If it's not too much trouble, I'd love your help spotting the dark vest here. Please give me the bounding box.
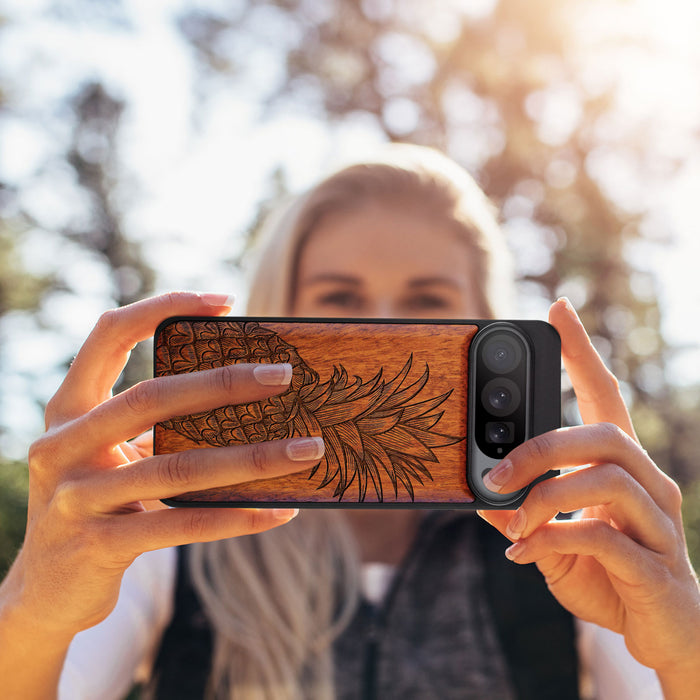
[148,513,579,699]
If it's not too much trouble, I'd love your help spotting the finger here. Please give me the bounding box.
[127,430,153,459]
[483,423,681,514]
[120,441,144,462]
[85,437,325,508]
[476,509,516,539]
[120,431,152,461]
[503,517,663,588]
[504,464,676,554]
[47,292,235,424]
[548,298,636,439]
[109,506,301,557]
[69,362,293,453]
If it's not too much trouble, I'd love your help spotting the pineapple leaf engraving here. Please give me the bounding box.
[156,321,461,502]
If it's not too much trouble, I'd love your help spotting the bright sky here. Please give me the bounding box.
[575,0,700,365]
[1,0,699,456]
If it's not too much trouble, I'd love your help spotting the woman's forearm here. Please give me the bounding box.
[0,553,74,699]
[657,657,700,700]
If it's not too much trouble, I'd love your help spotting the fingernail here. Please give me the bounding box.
[286,437,325,461]
[273,508,299,521]
[483,460,512,493]
[505,541,527,561]
[199,293,236,309]
[557,296,578,319]
[506,509,527,540]
[254,363,293,386]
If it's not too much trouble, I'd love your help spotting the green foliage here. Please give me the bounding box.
[0,223,54,316]
[682,479,700,572]
[0,460,28,577]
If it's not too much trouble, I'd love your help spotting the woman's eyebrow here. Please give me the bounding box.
[407,277,462,290]
[302,273,362,286]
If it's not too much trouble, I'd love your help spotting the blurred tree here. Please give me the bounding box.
[0,194,46,577]
[0,201,54,316]
[61,81,156,391]
[0,12,45,572]
[0,20,155,568]
[176,0,700,494]
[1,0,699,572]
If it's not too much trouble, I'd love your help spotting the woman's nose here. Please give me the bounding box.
[366,300,398,318]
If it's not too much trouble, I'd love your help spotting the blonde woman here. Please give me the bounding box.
[0,146,698,700]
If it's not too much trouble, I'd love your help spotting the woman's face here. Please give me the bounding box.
[292,202,485,319]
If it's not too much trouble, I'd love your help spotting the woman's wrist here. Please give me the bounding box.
[0,555,75,698]
[655,646,700,700]
[0,618,71,699]
[1,550,76,647]
[657,666,700,700]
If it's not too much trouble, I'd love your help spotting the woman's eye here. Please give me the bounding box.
[403,295,451,311]
[315,290,365,310]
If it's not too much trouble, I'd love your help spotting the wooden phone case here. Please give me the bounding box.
[153,317,560,508]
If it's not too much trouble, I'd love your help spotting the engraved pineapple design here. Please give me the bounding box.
[156,320,461,502]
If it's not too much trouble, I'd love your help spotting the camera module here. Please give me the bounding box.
[467,320,560,507]
[469,323,531,463]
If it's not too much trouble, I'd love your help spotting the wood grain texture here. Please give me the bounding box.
[154,319,478,505]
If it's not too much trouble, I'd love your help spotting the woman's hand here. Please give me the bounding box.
[478,298,700,696]
[1,292,324,647]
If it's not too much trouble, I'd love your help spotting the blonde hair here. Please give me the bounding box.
[246,143,514,317]
[188,144,514,699]
[188,512,359,700]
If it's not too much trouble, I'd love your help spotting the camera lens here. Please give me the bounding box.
[486,421,514,444]
[489,386,511,411]
[482,334,523,374]
[481,378,521,417]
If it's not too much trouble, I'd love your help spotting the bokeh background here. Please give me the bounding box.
[1,0,700,573]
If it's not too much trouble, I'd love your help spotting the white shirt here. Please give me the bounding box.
[59,548,176,700]
[59,548,663,700]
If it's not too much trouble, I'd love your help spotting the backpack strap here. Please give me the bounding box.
[146,546,211,699]
[477,515,580,700]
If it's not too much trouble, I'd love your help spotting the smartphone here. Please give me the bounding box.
[153,317,560,509]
